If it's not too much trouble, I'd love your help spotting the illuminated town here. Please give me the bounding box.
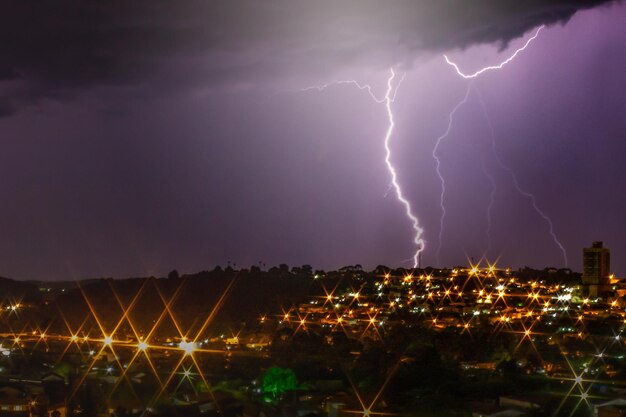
[0,243,621,416]
[1,1,624,417]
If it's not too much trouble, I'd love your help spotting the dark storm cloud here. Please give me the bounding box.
[0,0,618,114]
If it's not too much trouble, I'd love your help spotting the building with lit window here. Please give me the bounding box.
[582,241,611,298]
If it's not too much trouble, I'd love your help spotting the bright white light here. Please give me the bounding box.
[444,26,544,79]
[383,69,425,266]
[179,340,197,355]
[294,69,424,266]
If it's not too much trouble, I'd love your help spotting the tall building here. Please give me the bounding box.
[582,241,611,298]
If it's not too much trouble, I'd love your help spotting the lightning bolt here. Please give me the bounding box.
[297,73,406,102]
[439,24,567,266]
[383,69,425,267]
[432,84,472,265]
[298,80,385,103]
[282,24,548,268]
[475,88,568,266]
[295,70,424,267]
[444,25,544,79]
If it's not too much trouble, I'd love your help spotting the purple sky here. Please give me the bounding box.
[0,1,624,280]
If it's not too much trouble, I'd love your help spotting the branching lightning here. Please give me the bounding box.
[439,24,567,266]
[475,89,568,266]
[444,25,544,79]
[432,84,472,265]
[278,23,562,268]
[383,69,425,267]
[298,73,406,104]
[299,80,385,103]
[296,70,424,267]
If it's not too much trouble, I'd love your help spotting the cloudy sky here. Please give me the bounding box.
[0,1,624,280]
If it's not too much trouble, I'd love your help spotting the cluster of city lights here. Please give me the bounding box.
[273,261,623,416]
[0,262,622,416]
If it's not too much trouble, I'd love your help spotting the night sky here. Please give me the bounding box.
[0,1,624,280]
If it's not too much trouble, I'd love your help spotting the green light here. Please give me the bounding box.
[261,367,297,401]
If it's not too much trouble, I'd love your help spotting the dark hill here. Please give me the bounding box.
[47,269,324,336]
